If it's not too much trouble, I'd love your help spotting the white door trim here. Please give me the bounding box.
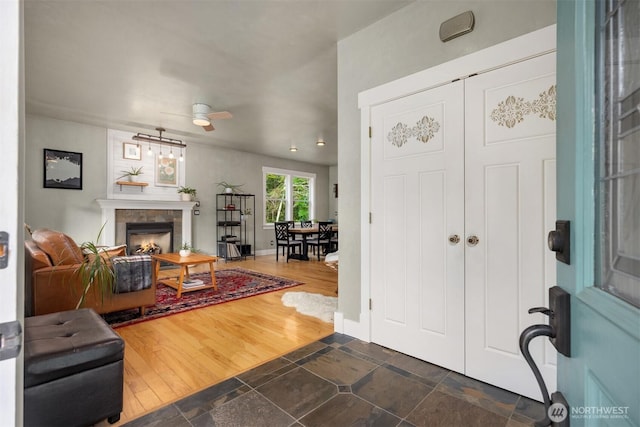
[345,24,557,343]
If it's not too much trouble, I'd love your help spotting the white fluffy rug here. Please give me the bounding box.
[281,291,338,323]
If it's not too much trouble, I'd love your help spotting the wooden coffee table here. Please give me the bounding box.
[151,253,218,298]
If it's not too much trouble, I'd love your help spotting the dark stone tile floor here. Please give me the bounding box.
[123,333,544,427]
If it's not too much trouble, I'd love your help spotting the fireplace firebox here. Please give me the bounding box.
[126,222,174,255]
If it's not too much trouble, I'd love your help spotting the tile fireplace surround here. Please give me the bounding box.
[96,199,197,248]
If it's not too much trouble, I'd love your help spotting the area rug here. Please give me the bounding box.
[103,268,303,328]
[281,291,338,323]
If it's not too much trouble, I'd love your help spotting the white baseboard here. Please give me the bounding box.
[333,311,370,342]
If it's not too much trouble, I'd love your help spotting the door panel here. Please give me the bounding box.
[558,1,640,424]
[465,52,557,400]
[371,81,465,372]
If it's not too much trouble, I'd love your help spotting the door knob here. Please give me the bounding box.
[467,235,479,246]
[448,234,460,244]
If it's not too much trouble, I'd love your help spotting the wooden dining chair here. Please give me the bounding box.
[275,222,302,262]
[306,222,333,260]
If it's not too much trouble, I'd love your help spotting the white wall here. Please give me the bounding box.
[25,115,331,252]
[337,1,557,320]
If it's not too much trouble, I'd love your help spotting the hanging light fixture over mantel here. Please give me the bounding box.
[132,127,186,162]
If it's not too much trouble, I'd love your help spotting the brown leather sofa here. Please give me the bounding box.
[25,228,156,316]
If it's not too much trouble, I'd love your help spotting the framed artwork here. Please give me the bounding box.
[123,142,141,160]
[43,149,83,190]
[156,156,177,186]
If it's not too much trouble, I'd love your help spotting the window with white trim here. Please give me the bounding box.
[263,167,315,226]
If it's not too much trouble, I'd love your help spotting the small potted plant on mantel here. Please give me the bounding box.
[177,186,197,201]
[117,166,144,182]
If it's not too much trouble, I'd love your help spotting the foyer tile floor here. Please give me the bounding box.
[122,333,544,427]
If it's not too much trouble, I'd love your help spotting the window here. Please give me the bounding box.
[595,0,640,307]
[263,167,315,226]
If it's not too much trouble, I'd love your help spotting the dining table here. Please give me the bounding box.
[288,224,338,261]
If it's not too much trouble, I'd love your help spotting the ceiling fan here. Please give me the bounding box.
[192,103,232,132]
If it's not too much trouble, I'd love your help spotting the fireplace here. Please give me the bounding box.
[126,222,174,255]
[96,199,196,248]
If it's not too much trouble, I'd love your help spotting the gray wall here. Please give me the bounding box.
[337,1,557,320]
[26,115,330,251]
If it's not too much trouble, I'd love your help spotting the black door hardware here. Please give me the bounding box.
[548,220,570,264]
[519,286,571,426]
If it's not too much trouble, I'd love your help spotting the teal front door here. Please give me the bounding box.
[557,1,639,426]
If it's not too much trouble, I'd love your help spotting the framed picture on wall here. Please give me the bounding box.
[123,142,141,160]
[156,156,177,186]
[43,149,83,190]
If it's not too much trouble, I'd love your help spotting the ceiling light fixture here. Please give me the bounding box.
[316,138,326,146]
[192,103,211,126]
[132,127,186,161]
[289,146,298,152]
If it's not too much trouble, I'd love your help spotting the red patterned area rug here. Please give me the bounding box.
[102,268,303,328]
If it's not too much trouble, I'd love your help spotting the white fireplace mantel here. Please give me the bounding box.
[96,199,197,246]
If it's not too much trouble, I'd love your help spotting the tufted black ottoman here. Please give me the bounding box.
[24,308,124,427]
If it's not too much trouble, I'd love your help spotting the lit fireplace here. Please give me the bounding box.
[126,222,174,255]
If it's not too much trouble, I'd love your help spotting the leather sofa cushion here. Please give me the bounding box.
[24,308,124,388]
[31,228,84,266]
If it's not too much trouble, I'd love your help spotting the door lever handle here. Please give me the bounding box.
[528,307,552,316]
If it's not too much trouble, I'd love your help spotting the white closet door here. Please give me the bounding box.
[370,81,465,372]
[464,52,557,399]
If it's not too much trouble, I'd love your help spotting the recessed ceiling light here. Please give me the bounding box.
[316,138,326,146]
[289,146,298,152]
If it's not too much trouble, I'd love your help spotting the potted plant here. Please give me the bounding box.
[178,186,197,201]
[241,207,252,221]
[117,166,144,182]
[179,242,195,257]
[216,181,244,194]
[74,224,115,309]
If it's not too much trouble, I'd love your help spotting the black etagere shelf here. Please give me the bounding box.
[215,193,255,261]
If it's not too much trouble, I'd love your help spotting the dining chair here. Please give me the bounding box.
[274,222,302,262]
[306,222,333,260]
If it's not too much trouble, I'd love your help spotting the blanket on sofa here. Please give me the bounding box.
[111,255,152,293]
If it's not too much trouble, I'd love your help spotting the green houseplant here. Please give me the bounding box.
[74,224,115,309]
[179,242,196,257]
[216,181,244,194]
[117,166,144,182]
[177,186,197,201]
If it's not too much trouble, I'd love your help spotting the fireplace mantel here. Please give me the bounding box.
[96,199,197,246]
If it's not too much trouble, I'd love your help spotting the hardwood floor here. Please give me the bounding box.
[104,256,337,425]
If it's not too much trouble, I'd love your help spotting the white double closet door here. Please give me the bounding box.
[370,52,557,400]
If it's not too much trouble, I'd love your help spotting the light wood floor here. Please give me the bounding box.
[102,256,337,425]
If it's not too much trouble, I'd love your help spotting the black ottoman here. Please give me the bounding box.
[24,308,124,427]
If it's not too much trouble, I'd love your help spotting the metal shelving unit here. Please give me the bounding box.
[215,193,255,261]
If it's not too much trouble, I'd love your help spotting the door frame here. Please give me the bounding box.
[345,24,557,342]
[0,0,24,425]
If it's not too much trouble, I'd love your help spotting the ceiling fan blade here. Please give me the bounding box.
[202,124,215,131]
[207,111,232,120]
